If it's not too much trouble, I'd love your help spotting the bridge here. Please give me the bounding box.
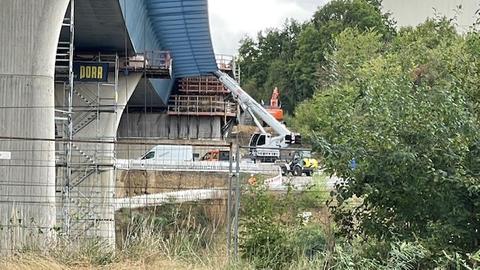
[0,0,241,253]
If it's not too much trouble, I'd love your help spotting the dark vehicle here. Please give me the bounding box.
[280,150,318,176]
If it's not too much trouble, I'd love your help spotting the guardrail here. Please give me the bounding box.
[115,159,280,174]
[127,51,171,69]
[114,188,225,211]
[216,54,234,71]
[123,50,172,77]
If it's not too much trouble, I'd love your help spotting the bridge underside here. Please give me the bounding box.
[53,0,228,247]
[0,0,226,252]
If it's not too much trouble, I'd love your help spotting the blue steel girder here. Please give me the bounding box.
[148,0,217,77]
[119,0,218,105]
[120,0,217,78]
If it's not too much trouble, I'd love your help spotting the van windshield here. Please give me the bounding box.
[142,151,155,160]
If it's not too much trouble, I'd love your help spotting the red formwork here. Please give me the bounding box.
[168,75,235,116]
[177,76,229,95]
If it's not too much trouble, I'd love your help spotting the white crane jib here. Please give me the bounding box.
[214,70,300,148]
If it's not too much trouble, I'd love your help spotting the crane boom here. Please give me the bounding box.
[215,71,290,136]
[214,70,300,148]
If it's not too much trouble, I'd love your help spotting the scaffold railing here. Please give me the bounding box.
[167,95,236,116]
[216,54,234,71]
[177,75,229,94]
[123,51,172,70]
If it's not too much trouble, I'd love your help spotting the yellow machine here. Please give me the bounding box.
[280,150,318,176]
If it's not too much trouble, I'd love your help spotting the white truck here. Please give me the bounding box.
[215,71,301,162]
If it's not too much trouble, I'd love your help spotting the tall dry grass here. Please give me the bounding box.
[0,204,233,270]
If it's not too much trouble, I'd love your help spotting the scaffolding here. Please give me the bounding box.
[55,0,121,240]
[123,50,172,79]
[54,0,75,237]
[163,56,241,139]
[168,95,236,116]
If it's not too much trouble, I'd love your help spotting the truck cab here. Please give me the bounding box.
[201,149,230,161]
[249,133,280,163]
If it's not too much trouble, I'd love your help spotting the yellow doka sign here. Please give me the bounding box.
[74,62,109,82]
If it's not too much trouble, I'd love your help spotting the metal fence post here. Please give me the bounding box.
[226,142,233,259]
[233,144,241,258]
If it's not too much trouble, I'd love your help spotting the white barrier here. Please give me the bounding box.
[115,159,279,174]
[114,188,225,211]
[264,173,283,188]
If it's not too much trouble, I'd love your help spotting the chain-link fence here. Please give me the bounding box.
[0,135,342,264]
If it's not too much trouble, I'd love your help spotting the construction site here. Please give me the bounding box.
[0,0,319,259]
[4,0,479,269]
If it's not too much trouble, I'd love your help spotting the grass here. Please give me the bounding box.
[0,200,432,270]
[0,250,332,270]
[1,225,230,270]
[0,178,335,270]
[0,254,209,270]
[0,205,328,270]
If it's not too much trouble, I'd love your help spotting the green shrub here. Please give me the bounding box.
[293,225,326,259]
[239,180,329,269]
[240,222,297,269]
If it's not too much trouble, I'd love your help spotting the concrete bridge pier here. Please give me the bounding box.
[0,0,69,254]
[55,72,142,247]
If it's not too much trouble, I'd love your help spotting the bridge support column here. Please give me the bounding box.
[0,0,69,254]
[55,73,142,247]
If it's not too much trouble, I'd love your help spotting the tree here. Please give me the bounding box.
[237,0,394,114]
[237,19,304,108]
[294,21,480,257]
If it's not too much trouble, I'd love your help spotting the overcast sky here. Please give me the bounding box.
[208,0,330,55]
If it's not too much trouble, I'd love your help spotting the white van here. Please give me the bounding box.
[140,145,194,164]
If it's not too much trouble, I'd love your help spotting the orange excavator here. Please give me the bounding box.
[265,87,284,122]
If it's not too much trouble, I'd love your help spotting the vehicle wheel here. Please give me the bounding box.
[305,170,312,177]
[281,166,288,176]
[293,166,302,176]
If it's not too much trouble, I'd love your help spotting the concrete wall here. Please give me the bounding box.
[118,113,222,140]
[0,0,70,253]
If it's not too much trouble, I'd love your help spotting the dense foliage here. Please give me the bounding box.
[294,19,480,263]
[237,0,394,113]
[239,178,439,269]
[238,0,480,266]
